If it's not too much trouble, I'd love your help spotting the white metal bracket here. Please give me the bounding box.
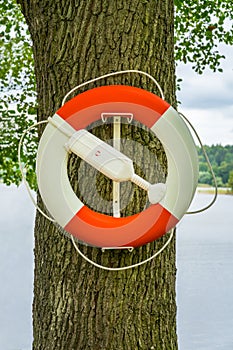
[101,112,134,217]
[101,112,133,123]
[101,246,134,252]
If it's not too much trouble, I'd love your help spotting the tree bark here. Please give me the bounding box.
[17,1,177,349]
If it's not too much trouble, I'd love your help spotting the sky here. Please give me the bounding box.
[176,44,233,146]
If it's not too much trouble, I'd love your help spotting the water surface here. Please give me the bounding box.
[177,193,233,350]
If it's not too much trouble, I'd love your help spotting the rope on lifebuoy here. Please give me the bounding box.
[179,112,218,214]
[18,70,218,270]
[61,69,165,106]
[70,228,175,271]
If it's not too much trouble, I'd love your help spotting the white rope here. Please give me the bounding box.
[71,228,175,271]
[62,70,165,106]
[18,71,218,271]
[18,120,56,222]
[179,112,218,214]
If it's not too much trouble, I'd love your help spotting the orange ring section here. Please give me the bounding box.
[57,85,170,128]
[65,205,178,247]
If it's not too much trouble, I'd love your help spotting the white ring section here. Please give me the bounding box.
[151,106,199,219]
[36,114,84,226]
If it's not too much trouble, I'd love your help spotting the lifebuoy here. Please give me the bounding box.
[36,85,199,247]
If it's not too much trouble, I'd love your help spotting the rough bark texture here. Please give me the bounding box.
[17,0,178,349]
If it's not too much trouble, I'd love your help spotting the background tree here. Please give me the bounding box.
[174,0,233,73]
[0,0,36,187]
[228,170,233,191]
[197,145,233,186]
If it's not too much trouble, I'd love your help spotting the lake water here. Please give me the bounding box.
[0,184,34,350]
[0,184,233,350]
[177,191,233,350]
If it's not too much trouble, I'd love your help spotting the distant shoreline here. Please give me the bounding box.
[197,186,233,195]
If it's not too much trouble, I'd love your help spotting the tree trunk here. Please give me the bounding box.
[17,1,177,349]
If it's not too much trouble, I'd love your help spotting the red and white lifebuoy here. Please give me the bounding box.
[36,85,199,247]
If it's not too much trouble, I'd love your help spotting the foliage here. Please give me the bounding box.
[175,0,233,74]
[0,0,37,188]
[0,105,38,189]
[0,0,233,189]
[228,170,233,191]
[198,144,233,186]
